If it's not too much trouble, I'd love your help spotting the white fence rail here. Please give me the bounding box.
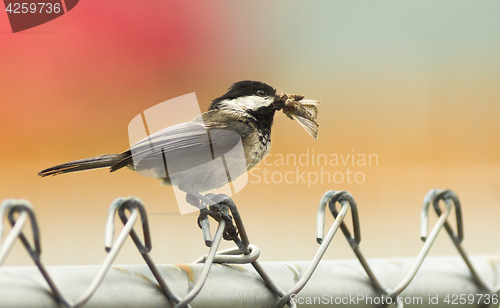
[1,190,499,307]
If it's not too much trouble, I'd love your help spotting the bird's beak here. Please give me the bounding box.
[275,92,320,140]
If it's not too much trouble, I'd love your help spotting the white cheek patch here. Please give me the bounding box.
[222,96,274,111]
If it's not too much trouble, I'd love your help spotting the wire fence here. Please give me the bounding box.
[1,189,499,307]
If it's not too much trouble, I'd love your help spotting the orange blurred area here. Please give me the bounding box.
[1,1,500,266]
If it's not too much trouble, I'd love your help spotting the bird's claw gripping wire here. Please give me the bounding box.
[196,194,238,247]
[192,194,293,307]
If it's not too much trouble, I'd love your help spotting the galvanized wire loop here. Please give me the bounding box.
[104,197,151,253]
[432,190,464,244]
[277,190,351,308]
[322,192,390,296]
[193,244,260,264]
[212,194,250,247]
[327,191,361,246]
[387,189,457,303]
[421,189,464,243]
[316,190,360,245]
[117,197,152,253]
[425,190,491,293]
[0,200,30,265]
[0,199,70,306]
[7,207,41,260]
[112,197,185,306]
[0,199,41,258]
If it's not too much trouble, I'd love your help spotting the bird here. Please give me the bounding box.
[39,81,319,207]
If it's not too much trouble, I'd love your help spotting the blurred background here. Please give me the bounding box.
[1,1,499,267]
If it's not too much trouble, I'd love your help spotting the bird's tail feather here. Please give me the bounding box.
[38,154,125,177]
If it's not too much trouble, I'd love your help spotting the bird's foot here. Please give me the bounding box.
[196,194,238,246]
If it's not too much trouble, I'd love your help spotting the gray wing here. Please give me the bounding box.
[111,122,242,174]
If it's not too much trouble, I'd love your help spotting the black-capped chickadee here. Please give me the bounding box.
[39,81,319,205]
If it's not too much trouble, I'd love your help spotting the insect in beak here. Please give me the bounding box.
[276,92,320,139]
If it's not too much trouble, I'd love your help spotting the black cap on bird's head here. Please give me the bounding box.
[208,80,320,139]
[209,80,277,111]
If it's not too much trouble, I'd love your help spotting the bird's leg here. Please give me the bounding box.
[185,191,201,209]
[185,190,220,209]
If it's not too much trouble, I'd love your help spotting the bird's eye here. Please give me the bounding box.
[256,89,266,96]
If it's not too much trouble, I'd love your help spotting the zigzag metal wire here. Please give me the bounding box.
[319,189,493,308]
[0,197,188,308]
[0,189,497,308]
